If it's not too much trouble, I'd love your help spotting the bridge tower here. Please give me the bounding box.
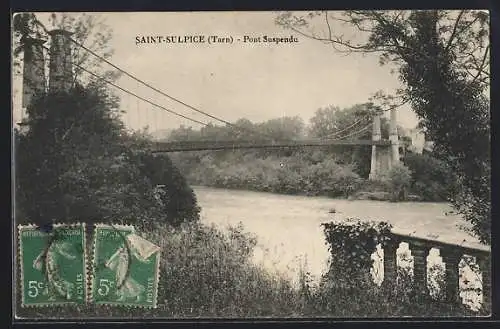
[368,107,400,180]
[389,107,400,164]
[19,29,74,128]
[17,36,47,134]
[21,37,47,111]
[48,29,74,93]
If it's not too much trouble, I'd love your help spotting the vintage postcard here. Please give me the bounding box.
[12,10,491,319]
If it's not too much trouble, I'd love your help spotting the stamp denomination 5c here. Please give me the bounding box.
[91,224,161,308]
[18,223,87,307]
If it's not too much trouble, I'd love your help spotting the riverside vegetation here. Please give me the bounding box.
[165,111,457,203]
[14,10,489,318]
[15,87,483,319]
[16,219,484,318]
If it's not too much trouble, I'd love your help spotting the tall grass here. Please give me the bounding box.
[16,222,304,319]
[16,222,481,319]
[142,222,303,317]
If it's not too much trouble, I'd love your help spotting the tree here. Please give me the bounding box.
[227,118,256,141]
[277,10,490,243]
[16,85,200,228]
[308,104,372,139]
[308,103,398,177]
[169,125,201,141]
[16,86,124,225]
[133,150,201,226]
[257,116,306,141]
[381,163,413,201]
[403,152,457,201]
[13,12,200,230]
[276,10,489,90]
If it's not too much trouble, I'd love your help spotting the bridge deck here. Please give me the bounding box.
[150,139,391,153]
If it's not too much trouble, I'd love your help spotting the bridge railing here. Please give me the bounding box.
[150,139,392,153]
[380,232,491,308]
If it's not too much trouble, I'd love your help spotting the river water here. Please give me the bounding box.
[194,186,482,281]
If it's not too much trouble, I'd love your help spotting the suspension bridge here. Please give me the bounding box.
[18,29,401,179]
[14,27,492,310]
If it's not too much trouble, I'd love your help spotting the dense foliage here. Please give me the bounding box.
[403,152,457,201]
[379,163,413,201]
[167,109,456,202]
[314,218,486,316]
[322,219,392,281]
[398,11,490,243]
[171,151,363,198]
[15,86,200,227]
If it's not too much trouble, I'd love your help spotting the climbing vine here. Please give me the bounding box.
[321,218,393,282]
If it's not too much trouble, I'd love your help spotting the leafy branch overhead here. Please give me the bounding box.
[277,10,490,244]
[276,10,489,89]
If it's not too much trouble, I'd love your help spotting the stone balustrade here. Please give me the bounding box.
[381,232,491,309]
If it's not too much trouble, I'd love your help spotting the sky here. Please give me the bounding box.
[12,11,421,134]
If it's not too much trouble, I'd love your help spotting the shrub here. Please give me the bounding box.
[136,152,200,225]
[177,152,364,199]
[357,179,388,193]
[16,90,200,229]
[143,222,304,317]
[322,219,393,281]
[403,152,456,201]
[351,179,392,201]
[302,159,363,197]
[380,163,412,201]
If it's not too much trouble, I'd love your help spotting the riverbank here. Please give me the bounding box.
[16,219,478,318]
[14,186,481,319]
[188,182,425,202]
[170,150,455,203]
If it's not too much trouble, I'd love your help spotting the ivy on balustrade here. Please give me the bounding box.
[321,218,392,280]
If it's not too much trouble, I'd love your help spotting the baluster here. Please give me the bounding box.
[440,248,462,304]
[382,239,399,286]
[477,253,491,310]
[408,241,431,296]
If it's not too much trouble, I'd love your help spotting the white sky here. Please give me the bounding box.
[12,11,421,133]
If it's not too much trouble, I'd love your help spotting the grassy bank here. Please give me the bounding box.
[16,222,482,319]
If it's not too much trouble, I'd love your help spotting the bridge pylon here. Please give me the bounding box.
[368,107,400,180]
[48,29,74,93]
[21,37,47,109]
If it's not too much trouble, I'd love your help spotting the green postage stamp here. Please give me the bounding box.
[18,223,87,307]
[91,224,161,308]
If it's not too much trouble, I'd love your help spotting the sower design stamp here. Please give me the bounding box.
[18,223,87,307]
[91,224,161,308]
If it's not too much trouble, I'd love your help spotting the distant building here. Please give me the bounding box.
[405,128,434,154]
